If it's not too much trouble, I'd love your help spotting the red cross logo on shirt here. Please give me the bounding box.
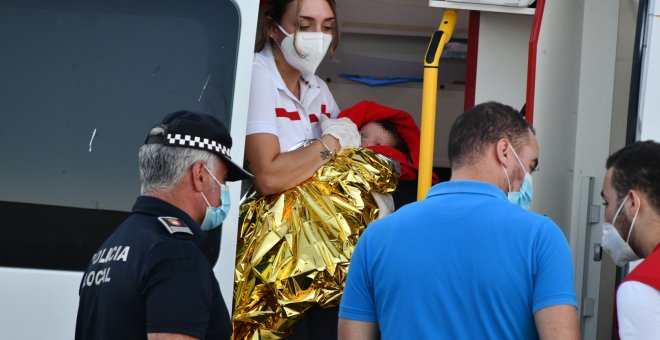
[308,105,331,123]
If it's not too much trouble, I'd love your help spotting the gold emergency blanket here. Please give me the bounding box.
[232,148,399,340]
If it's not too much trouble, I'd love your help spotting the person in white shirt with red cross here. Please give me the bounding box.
[245,0,360,197]
[600,140,660,339]
[242,1,362,339]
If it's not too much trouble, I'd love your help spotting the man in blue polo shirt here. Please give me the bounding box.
[338,102,578,339]
[75,110,253,340]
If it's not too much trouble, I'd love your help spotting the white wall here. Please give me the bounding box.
[473,7,583,235]
[474,12,532,108]
[610,0,637,151]
[469,2,620,338]
[569,2,620,339]
[531,1,583,235]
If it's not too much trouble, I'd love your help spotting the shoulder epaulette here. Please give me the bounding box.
[157,216,194,240]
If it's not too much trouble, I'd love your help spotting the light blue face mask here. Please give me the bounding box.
[200,165,230,231]
[502,144,533,210]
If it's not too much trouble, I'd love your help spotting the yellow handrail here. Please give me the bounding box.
[417,9,459,200]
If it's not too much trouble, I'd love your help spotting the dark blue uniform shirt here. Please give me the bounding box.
[75,196,231,340]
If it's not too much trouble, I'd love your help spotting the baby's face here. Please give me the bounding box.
[359,122,397,148]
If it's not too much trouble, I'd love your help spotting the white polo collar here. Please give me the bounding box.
[258,45,320,93]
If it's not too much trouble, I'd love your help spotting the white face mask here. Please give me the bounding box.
[601,195,640,267]
[276,24,332,75]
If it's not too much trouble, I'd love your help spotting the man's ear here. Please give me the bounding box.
[627,190,641,217]
[191,162,206,192]
[495,139,510,165]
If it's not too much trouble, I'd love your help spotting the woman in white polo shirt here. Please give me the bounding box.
[242,1,361,339]
[244,0,360,196]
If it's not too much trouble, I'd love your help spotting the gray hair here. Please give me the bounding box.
[138,129,218,194]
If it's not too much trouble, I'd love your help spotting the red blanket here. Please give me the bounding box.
[339,100,439,183]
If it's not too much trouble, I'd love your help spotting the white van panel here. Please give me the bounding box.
[216,0,260,310]
[0,268,82,339]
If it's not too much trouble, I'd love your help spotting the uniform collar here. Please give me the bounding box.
[258,45,320,92]
[426,180,508,200]
[131,195,207,247]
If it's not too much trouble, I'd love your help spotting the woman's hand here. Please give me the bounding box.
[319,115,361,150]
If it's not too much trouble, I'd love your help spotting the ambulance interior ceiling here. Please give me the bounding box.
[317,0,470,168]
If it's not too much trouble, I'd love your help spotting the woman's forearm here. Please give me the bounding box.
[245,133,340,195]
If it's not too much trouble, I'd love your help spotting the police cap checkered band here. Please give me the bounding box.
[145,110,253,181]
[165,133,231,158]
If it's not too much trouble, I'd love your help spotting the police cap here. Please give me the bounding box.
[145,110,253,181]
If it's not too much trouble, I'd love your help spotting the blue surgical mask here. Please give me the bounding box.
[200,165,230,231]
[502,144,533,210]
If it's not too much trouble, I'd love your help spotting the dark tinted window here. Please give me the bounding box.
[0,0,239,271]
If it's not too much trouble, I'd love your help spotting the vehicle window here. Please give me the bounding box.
[0,0,239,271]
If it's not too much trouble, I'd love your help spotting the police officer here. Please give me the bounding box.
[75,110,252,340]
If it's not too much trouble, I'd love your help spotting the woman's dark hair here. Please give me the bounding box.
[255,0,339,60]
